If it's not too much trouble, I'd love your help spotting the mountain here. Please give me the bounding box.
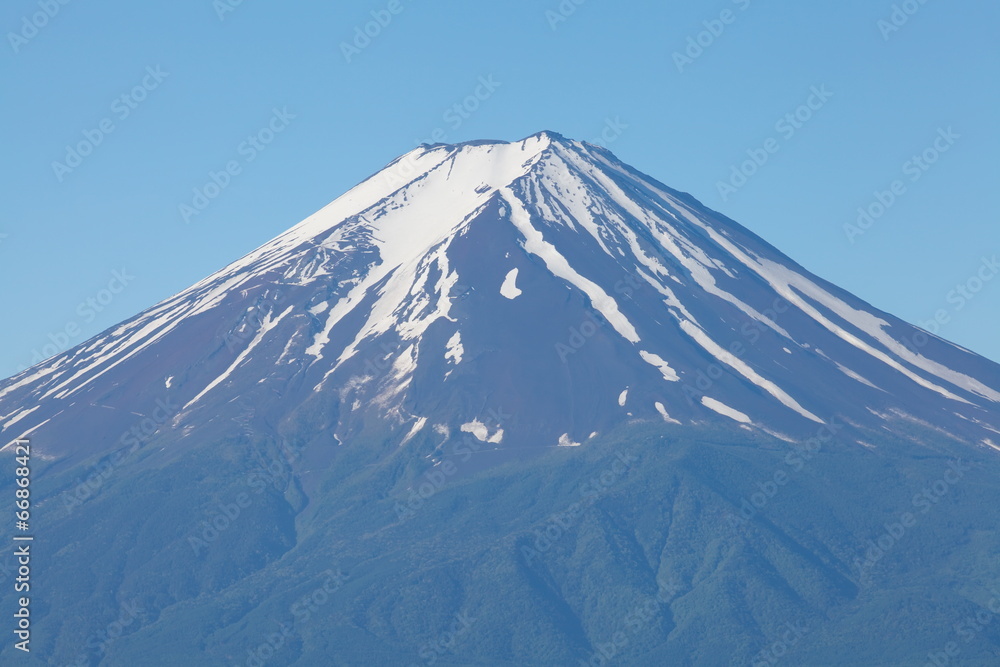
[3,131,1000,665]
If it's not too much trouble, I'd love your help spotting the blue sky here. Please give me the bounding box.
[2,0,998,376]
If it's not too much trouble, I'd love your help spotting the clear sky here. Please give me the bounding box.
[2,0,998,377]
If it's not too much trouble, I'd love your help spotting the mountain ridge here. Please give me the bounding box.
[4,132,1000,665]
[3,132,1000,472]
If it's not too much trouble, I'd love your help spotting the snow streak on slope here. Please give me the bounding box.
[503,189,641,344]
[184,305,295,410]
[702,397,752,424]
[638,351,679,383]
[676,320,823,424]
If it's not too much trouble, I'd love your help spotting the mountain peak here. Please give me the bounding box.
[3,134,1000,466]
[419,130,571,150]
[527,129,569,143]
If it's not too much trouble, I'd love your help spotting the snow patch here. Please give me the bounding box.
[654,402,681,424]
[759,427,796,443]
[558,433,582,447]
[401,417,427,445]
[701,397,752,424]
[444,331,464,365]
[461,419,503,443]
[639,351,679,382]
[391,345,418,380]
[500,268,522,299]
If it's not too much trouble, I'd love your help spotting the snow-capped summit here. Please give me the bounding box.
[3,132,1000,465]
